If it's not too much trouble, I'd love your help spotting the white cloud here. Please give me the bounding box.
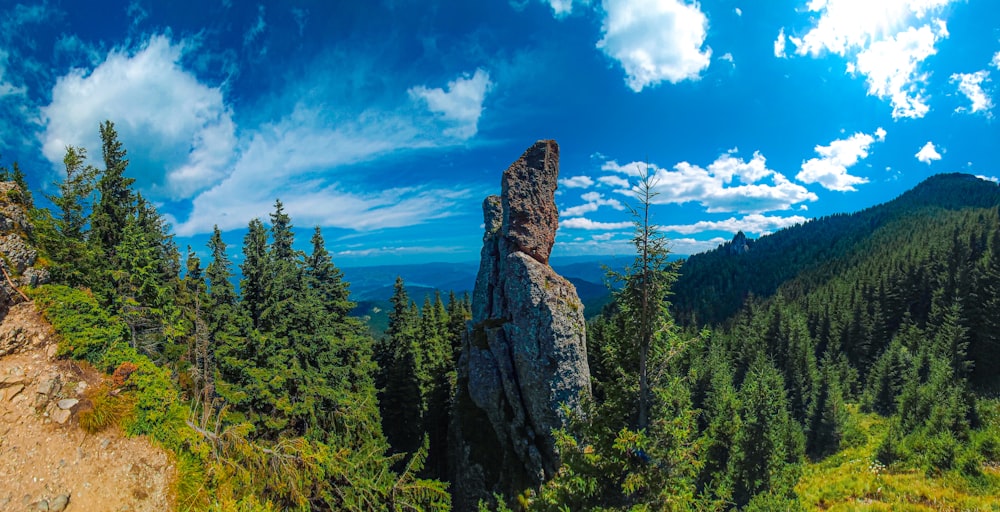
[560,217,633,230]
[734,7,742,16]
[40,35,238,199]
[854,23,944,119]
[172,93,484,235]
[915,141,942,164]
[796,130,884,191]
[951,70,993,115]
[40,35,495,237]
[560,175,595,188]
[789,0,955,119]
[720,52,735,66]
[545,0,589,17]
[993,50,1000,70]
[663,213,808,235]
[408,68,493,139]
[598,175,631,188]
[670,237,729,255]
[603,150,817,213]
[561,191,625,217]
[0,50,25,98]
[977,174,998,183]
[875,127,887,141]
[774,28,788,58]
[596,0,712,92]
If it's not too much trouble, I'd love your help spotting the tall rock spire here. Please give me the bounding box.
[450,140,591,509]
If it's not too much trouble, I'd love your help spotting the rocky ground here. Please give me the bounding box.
[0,303,175,512]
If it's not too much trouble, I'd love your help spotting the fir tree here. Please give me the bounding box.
[91,120,135,260]
[240,218,268,330]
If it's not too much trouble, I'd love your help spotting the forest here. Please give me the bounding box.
[4,121,1000,510]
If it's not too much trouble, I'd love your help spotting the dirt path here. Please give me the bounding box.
[0,303,176,512]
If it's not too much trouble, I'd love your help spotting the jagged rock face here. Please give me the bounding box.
[0,182,49,319]
[451,140,591,510]
[501,140,559,265]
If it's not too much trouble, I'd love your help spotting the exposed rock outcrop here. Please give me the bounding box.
[451,140,591,509]
[0,181,49,321]
[728,230,752,256]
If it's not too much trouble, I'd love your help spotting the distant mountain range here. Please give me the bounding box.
[344,255,636,334]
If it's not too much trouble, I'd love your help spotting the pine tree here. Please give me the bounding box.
[305,226,353,323]
[34,146,100,286]
[240,218,269,330]
[206,226,237,317]
[377,277,424,458]
[91,120,135,260]
[728,357,804,507]
[605,167,680,430]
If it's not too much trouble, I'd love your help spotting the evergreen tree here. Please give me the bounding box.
[378,277,424,458]
[33,146,99,286]
[605,167,680,430]
[240,218,269,330]
[305,226,353,323]
[91,120,135,260]
[728,357,804,508]
[806,352,847,459]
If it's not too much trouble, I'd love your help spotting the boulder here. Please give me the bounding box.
[451,140,591,509]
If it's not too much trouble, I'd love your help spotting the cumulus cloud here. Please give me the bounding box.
[993,50,1000,70]
[408,68,493,139]
[559,175,595,188]
[663,213,808,235]
[734,7,742,16]
[40,35,237,199]
[774,28,788,58]
[596,0,712,92]
[603,150,817,213]
[915,141,942,164]
[561,191,625,217]
[951,70,993,115]
[796,130,884,191]
[789,0,954,119]
[854,23,945,119]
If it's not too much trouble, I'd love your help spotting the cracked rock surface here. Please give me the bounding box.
[451,140,591,510]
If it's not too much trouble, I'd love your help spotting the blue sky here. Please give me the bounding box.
[1,0,998,266]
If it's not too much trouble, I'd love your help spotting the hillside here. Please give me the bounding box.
[0,303,175,511]
[672,173,1000,327]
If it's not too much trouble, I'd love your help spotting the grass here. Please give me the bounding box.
[78,382,137,434]
[796,404,1000,511]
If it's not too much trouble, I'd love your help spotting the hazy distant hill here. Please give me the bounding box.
[345,255,637,334]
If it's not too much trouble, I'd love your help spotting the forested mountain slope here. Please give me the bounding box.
[672,173,1000,327]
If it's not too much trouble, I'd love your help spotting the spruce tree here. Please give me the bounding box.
[605,167,680,430]
[91,120,135,260]
[305,226,353,323]
[728,357,804,507]
[240,218,268,330]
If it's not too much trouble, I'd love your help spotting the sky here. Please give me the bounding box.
[0,0,998,266]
